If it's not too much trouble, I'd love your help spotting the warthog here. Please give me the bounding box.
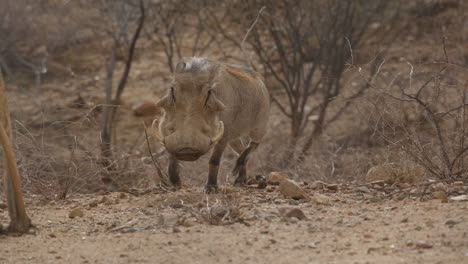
[153,57,270,192]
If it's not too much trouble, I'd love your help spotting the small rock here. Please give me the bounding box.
[353,186,370,193]
[415,240,433,249]
[69,208,84,219]
[158,214,179,226]
[431,191,448,200]
[89,201,98,208]
[450,195,468,201]
[325,184,339,191]
[453,181,464,187]
[132,100,161,117]
[312,193,332,206]
[118,193,127,199]
[278,207,307,220]
[267,172,289,185]
[445,220,457,228]
[278,179,310,200]
[370,180,385,187]
[310,181,327,190]
[182,217,197,228]
[0,202,7,209]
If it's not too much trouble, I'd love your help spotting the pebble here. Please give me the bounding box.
[450,195,468,201]
[325,184,339,191]
[267,172,289,185]
[278,207,307,220]
[353,186,370,193]
[310,181,327,190]
[279,179,310,200]
[312,193,332,206]
[131,100,161,117]
[158,214,179,226]
[0,202,7,209]
[69,208,84,219]
[415,240,433,249]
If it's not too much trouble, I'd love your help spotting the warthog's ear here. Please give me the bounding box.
[204,90,225,112]
[175,61,186,73]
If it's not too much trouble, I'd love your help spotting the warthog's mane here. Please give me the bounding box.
[175,57,262,84]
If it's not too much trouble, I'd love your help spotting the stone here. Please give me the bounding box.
[415,240,433,249]
[131,100,161,117]
[312,193,332,206]
[278,179,309,200]
[0,202,7,209]
[450,195,468,201]
[69,208,84,219]
[158,213,179,226]
[353,186,370,193]
[182,217,197,227]
[369,180,385,187]
[325,184,339,191]
[310,181,327,190]
[278,207,307,220]
[267,172,289,185]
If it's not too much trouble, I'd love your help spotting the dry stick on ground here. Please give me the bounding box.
[0,70,31,233]
[143,122,171,188]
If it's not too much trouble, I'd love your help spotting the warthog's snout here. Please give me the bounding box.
[174,147,202,161]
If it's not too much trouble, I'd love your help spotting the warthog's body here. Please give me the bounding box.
[153,57,270,192]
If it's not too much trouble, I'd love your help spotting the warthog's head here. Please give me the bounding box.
[152,58,225,161]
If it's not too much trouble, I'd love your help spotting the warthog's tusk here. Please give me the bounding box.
[210,121,224,145]
[151,119,165,146]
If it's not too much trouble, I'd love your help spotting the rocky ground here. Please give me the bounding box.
[1,176,467,264]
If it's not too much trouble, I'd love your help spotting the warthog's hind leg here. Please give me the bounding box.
[233,142,259,186]
[205,141,228,193]
[168,155,181,188]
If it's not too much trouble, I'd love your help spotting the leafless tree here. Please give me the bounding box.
[145,0,218,73]
[240,0,403,158]
[0,69,31,233]
[85,0,145,185]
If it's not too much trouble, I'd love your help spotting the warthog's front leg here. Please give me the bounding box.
[205,141,228,193]
[168,155,181,188]
[233,142,259,186]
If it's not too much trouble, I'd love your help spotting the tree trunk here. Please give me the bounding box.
[0,70,31,233]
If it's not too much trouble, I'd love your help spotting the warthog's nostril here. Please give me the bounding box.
[175,148,201,156]
[174,147,202,161]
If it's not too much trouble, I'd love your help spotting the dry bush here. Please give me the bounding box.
[238,0,403,145]
[359,60,467,181]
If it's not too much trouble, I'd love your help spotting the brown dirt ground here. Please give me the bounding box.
[1,184,467,264]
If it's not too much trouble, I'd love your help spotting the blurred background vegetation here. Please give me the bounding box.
[0,0,466,199]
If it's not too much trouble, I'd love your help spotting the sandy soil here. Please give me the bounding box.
[1,183,467,264]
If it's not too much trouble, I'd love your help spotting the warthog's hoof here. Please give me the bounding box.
[204,184,219,194]
[234,177,247,187]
